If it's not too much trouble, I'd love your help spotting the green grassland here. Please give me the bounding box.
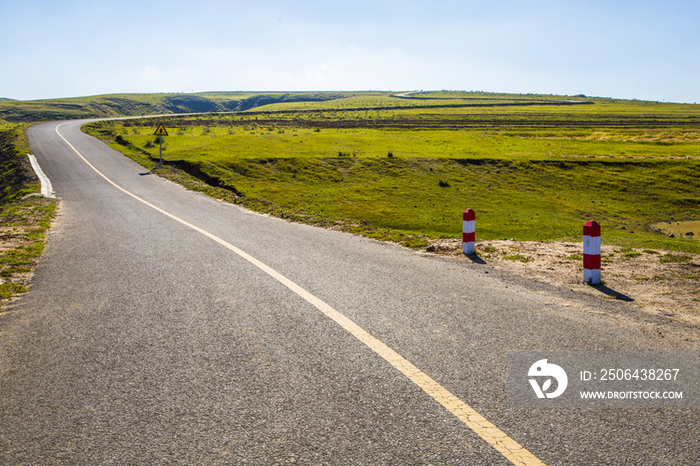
[83,91,700,253]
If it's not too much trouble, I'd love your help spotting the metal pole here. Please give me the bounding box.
[158,135,163,168]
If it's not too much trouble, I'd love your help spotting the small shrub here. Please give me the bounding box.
[401,236,429,249]
[660,254,692,264]
[504,254,532,263]
[0,282,29,299]
[438,180,450,188]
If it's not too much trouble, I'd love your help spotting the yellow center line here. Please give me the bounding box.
[56,122,547,466]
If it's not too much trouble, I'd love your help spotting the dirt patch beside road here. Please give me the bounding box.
[0,197,57,305]
[428,239,700,326]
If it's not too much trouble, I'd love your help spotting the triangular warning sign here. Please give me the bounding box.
[154,124,169,136]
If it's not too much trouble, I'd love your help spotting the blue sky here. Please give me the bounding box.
[2,0,699,103]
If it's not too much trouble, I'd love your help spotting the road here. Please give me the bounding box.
[1,119,699,465]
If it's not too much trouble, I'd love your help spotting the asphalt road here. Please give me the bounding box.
[1,120,699,465]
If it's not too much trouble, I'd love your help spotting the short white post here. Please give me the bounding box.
[463,209,476,255]
[583,221,601,284]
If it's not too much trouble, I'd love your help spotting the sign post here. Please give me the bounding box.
[153,124,169,168]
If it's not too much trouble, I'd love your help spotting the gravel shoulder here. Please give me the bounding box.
[427,238,700,326]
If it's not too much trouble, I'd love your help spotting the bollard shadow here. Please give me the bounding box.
[139,171,154,176]
[589,284,634,302]
[464,253,487,265]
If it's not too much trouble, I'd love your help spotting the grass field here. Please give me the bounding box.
[83,91,700,253]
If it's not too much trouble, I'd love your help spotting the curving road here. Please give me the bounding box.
[0,120,699,465]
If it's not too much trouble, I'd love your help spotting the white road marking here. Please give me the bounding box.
[27,154,55,198]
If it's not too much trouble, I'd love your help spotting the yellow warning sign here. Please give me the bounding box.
[154,124,169,136]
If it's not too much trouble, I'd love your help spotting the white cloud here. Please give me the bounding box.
[303,65,331,82]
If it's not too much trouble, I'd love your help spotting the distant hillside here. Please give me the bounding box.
[0,98,16,102]
[0,90,606,123]
[0,92,348,122]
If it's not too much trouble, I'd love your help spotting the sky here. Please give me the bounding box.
[2,0,699,103]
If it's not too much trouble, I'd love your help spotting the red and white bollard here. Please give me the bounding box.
[463,209,476,255]
[583,221,601,284]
